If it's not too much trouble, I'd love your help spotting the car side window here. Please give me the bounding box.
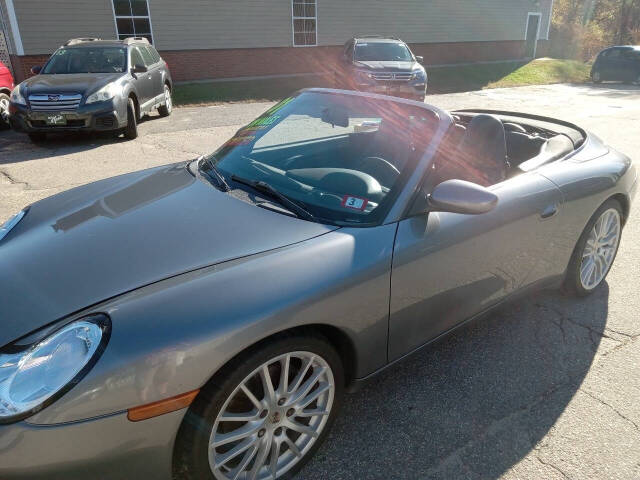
[609,49,621,59]
[147,45,161,63]
[130,47,145,68]
[139,46,155,66]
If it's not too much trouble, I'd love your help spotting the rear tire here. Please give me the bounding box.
[0,93,10,130]
[563,199,623,296]
[124,97,138,140]
[592,70,602,83]
[158,84,172,117]
[174,333,344,480]
[28,132,46,143]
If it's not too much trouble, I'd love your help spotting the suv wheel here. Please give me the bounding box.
[592,70,602,83]
[0,93,10,130]
[124,97,138,140]
[158,84,172,117]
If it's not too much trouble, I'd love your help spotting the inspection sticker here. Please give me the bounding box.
[341,195,368,211]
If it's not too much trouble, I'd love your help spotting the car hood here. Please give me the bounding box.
[20,73,123,96]
[354,61,421,72]
[0,164,337,347]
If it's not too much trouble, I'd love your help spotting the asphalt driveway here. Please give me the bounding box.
[1,83,639,479]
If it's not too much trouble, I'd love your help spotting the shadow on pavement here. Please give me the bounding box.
[0,115,159,165]
[302,284,609,479]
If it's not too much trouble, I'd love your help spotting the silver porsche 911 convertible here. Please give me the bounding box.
[0,89,637,480]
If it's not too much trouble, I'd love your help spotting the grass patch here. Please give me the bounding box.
[428,58,591,93]
[173,74,331,106]
[173,58,591,106]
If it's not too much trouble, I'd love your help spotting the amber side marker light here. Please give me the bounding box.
[127,389,200,422]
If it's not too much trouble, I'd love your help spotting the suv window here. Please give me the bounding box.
[130,47,145,68]
[42,47,127,74]
[354,42,413,62]
[139,45,155,66]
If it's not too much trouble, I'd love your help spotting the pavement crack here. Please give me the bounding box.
[0,169,29,188]
[536,455,572,479]
[580,389,640,432]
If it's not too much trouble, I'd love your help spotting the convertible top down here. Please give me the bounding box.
[0,89,636,480]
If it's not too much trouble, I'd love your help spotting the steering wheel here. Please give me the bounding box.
[355,156,401,188]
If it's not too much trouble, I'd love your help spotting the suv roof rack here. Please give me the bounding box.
[354,35,402,41]
[65,37,102,46]
[123,37,150,45]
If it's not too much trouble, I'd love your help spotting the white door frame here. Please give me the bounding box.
[525,12,542,58]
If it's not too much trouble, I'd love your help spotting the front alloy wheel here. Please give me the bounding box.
[210,352,335,479]
[175,334,344,480]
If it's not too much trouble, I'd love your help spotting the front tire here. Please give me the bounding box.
[174,333,344,480]
[0,93,10,130]
[158,84,172,117]
[564,199,623,296]
[124,97,138,140]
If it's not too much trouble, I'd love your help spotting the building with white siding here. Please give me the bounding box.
[0,0,553,82]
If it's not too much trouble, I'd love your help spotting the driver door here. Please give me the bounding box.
[388,173,564,361]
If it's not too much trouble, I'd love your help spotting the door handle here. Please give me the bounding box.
[540,204,558,219]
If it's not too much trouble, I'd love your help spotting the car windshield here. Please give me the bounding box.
[42,47,127,74]
[355,42,413,62]
[205,92,439,225]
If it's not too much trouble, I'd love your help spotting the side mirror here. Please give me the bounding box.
[415,55,424,64]
[30,65,42,75]
[427,179,498,215]
[131,64,147,74]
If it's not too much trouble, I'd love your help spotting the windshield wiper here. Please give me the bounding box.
[230,174,316,221]
[198,155,230,192]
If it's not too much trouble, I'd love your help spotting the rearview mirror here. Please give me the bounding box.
[415,55,424,64]
[131,64,148,74]
[321,107,349,128]
[427,179,497,215]
[30,65,42,75]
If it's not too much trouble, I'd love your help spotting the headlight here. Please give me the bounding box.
[355,70,375,85]
[0,209,26,242]
[412,69,427,82]
[85,83,121,104]
[9,86,26,105]
[0,315,110,424]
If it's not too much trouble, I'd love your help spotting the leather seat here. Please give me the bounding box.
[449,114,509,187]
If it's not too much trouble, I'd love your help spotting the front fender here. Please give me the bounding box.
[27,224,397,425]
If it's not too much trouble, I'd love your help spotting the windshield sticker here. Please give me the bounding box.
[341,195,368,211]
[226,135,255,146]
[247,114,280,128]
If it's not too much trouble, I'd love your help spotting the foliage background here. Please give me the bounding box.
[550,0,640,60]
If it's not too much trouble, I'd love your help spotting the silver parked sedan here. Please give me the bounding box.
[0,89,637,480]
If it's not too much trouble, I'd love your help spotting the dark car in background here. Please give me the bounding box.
[591,45,640,84]
[9,37,172,142]
[0,60,14,129]
[334,36,427,101]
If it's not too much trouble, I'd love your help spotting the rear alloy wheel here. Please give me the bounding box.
[124,97,138,140]
[0,93,10,129]
[175,335,343,480]
[592,70,602,83]
[158,84,172,117]
[564,200,623,296]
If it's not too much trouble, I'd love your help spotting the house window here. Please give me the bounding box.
[112,0,153,43]
[292,0,317,47]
